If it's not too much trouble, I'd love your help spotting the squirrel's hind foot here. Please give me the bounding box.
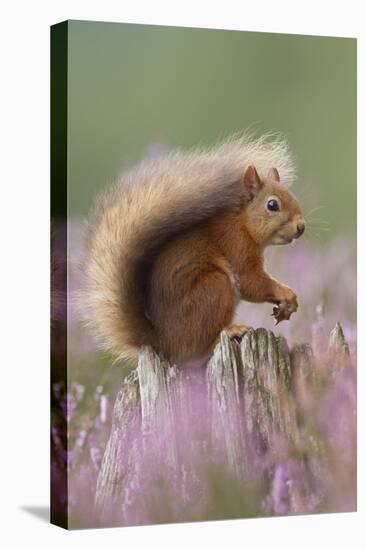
[222,324,251,344]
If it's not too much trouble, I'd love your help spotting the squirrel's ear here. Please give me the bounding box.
[243,165,262,200]
[267,167,280,183]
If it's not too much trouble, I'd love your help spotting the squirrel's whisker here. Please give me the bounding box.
[304,205,326,218]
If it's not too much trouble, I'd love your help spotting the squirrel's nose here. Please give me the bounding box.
[295,222,305,238]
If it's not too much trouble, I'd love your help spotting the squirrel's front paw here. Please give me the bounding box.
[272,288,298,324]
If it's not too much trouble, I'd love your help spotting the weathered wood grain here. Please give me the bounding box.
[94,323,349,524]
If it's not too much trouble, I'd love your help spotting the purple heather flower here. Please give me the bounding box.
[55,223,356,526]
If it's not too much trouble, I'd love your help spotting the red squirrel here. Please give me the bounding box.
[84,135,305,363]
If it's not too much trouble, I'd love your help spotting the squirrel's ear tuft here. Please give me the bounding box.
[267,167,280,183]
[243,165,262,200]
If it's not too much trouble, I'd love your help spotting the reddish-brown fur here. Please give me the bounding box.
[147,167,304,362]
[83,136,303,365]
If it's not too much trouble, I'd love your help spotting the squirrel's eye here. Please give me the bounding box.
[267,199,280,212]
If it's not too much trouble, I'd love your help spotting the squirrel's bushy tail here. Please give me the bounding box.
[82,133,295,363]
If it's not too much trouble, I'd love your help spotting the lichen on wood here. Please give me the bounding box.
[94,323,350,525]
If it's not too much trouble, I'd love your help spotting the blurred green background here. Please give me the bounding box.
[67,20,356,242]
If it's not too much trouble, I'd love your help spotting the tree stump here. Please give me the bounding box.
[94,324,350,526]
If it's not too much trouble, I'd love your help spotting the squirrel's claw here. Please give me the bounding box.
[272,305,285,324]
[272,299,297,324]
